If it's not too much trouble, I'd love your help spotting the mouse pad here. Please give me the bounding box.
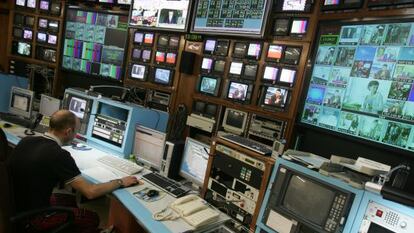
[133,187,166,202]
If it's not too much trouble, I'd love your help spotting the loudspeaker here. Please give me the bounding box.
[179,51,196,75]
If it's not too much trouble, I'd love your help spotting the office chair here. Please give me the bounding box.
[0,128,74,233]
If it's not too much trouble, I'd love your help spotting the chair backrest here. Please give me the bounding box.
[0,128,13,233]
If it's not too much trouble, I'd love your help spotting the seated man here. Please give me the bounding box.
[8,110,140,233]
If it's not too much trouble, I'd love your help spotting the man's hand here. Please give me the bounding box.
[120,176,143,187]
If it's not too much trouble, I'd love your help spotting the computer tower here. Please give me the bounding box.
[160,140,184,180]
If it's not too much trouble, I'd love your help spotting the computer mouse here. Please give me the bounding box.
[76,143,86,148]
[3,123,12,128]
[147,189,159,198]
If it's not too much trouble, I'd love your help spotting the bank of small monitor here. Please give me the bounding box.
[273,18,309,37]
[266,45,302,65]
[39,94,60,117]
[192,0,271,37]
[179,137,210,187]
[130,0,191,32]
[203,39,230,56]
[222,108,248,135]
[192,101,218,119]
[9,86,34,119]
[12,41,32,57]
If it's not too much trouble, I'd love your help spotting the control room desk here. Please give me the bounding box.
[2,122,228,233]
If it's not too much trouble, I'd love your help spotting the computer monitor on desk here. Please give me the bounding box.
[221,108,248,135]
[133,125,166,171]
[179,137,210,188]
[87,98,140,156]
[9,86,34,119]
[62,88,95,136]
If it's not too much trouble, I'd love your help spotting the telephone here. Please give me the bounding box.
[170,194,219,228]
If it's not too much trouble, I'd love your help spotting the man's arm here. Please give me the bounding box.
[69,176,140,199]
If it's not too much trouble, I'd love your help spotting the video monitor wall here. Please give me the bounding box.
[301,20,414,153]
[62,6,128,81]
[192,0,271,37]
[129,0,191,31]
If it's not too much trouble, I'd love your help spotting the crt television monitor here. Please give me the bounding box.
[192,0,271,37]
[275,0,312,12]
[261,86,289,110]
[222,108,248,135]
[179,137,210,187]
[153,67,174,85]
[233,42,248,58]
[226,80,253,103]
[63,89,94,136]
[261,163,356,233]
[197,76,221,96]
[129,0,191,32]
[300,19,414,155]
[62,6,128,81]
[130,63,148,81]
[9,86,34,119]
[201,57,213,73]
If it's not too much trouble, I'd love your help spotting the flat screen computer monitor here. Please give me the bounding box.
[9,86,34,119]
[39,94,60,117]
[68,96,87,119]
[179,137,210,187]
[222,108,248,135]
[63,89,95,136]
[133,125,166,170]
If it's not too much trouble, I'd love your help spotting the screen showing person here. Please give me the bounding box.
[282,0,307,11]
[17,42,31,56]
[37,32,47,42]
[247,43,262,60]
[47,34,57,45]
[233,42,248,58]
[273,18,290,36]
[155,51,165,63]
[284,47,302,64]
[290,19,308,34]
[42,48,56,62]
[227,81,248,101]
[131,64,146,80]
[39,0,49,10]
[263,86,288,108]
[243,64,258,79]
[154,68,172,85]
[199,76,219,95]
[13,28,23,38]
[27,0,36,8]
[69,97,87,119]
[229,61,243,76]
[158,35,169,47]
[132,48,141,60]
[159,8,181,24]
[279,68,296,85]
[142,49,151,61]
[179,137,210,186]
[169,36,180,48]
[16,0,25,7]
[39,18,48,28]
[214,60,226,73]
[166,52,176,65]
[267,44,284,61]
[306,85,326,105]
[201,57,213,72]
[23,29,33,40]
[144,33,154,45]
[263,66,279,81]
[134,32,144,44]
[204,39,216,54]
[215,40,229,56]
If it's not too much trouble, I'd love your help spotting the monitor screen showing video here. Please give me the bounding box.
[39,0,49,10]
[27,0,36,8]
[267,44,284,61]
[263,86,289,108]
[158,35,169,47]
[214,60,226,73]
[274,18,290,36]
[166,52,177,65]
[154,68,172,85]
[132,48,141,60]
[37,32,47,43]
[263,66,279,81]
[16,0,25,7]
[201,57,213,72]
[155,51,165,63]
[290,19,308,35]
[283,46,302,64]
[62,7,128,80]
[142,49,152,62]
[204,39,216,54]
[281,0,308,11]
[144,33,154,45]
[233,42,248,58]
[131,64,147,80]
[13,41,31,57]
[69,96,87,119]
[169,36,180,48]
[279,68,296,85]
[227,81,249,101]
[199,76,219,96]
[47,34,57,45]
[134,32,144,44]
[13,28,23,38]
[130,0,191,31]
[39,18,48,29]
[243,64,258,80]
[215,40,229,56]
[229,61,243,76]
[247,43,262,60]
[301,20,414,153]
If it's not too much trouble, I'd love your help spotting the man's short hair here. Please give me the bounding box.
[49,110,77,131]
[368,80,379,88]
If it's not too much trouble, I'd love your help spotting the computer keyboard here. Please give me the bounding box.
[97,155,143,175]
[142,172,190,198]
[0,112,32,128]
[219,133,272,156]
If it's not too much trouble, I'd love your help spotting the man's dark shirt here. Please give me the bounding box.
[8,136,81,212]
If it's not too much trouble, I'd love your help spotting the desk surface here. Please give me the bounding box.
[1,121,229,233]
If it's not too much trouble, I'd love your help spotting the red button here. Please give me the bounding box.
[376,210,383,217]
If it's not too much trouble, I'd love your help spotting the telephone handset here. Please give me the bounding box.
[170,194,219,228]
